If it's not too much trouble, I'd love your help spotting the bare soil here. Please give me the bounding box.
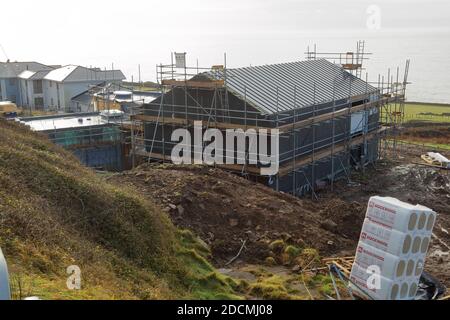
[109,164,357,265]
[109,151,450,289]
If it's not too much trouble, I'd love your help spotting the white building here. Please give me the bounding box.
[18,70,52,109]
[19,65,125,112]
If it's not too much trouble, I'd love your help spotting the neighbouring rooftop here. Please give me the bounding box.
[0,61,54,78]
[19,113,115,131]
[94,90,161,104]
[18,69,52,80]
[44,65,126,83]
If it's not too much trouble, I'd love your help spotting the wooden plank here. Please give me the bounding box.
[333,261,351,277]
[322,257,355,262]
[132,114,268,131]
[135,119,385,176]
[412,161,449,170]
[135,96,402,134]
[134,149,169,160]
[277,129,385,176]
[278,98,390,133]
[342,64,362,70]
[133,114,189,126]
[161,79,224,88]
[217,163,261,174]
[287,95,404,133]
[133,148,261,174]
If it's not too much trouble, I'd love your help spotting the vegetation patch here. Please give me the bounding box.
[0,120,241,300]
[403,103,450,123]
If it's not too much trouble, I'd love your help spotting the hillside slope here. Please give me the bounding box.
[0,120,240,300]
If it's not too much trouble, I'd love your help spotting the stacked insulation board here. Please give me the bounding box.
[350,196,437,300]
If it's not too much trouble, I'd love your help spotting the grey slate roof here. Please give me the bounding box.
[98,70,126,82]
[44,65,126,83]
[29,70,52,80]
[71,90,93,105]
[205,59,377,115]
[0,61,54,78]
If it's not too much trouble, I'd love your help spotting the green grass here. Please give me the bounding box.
[121,81,160,92]
[403,103,450,123]
[176,230,242,300]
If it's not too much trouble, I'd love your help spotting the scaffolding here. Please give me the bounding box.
[129,43,410,199]
[306,40,369,79]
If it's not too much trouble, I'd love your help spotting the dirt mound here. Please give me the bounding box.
[109,164,358,265]
[319,200,366,240]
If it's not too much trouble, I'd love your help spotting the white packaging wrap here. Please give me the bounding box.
[360,218,413,257]
[366,197,436,234]
[354,242,410,280]
[350,263,416,300]
[350,197,437,300]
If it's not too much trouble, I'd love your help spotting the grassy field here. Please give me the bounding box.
[403,103,450,123]
[395,103,450,150]
[122,81,160,92]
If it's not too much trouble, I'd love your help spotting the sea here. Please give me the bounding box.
[137,30,450,104]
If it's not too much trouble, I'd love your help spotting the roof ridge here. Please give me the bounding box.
[227,58,329,71]
[44,65,79,82]
[203,59,376,115]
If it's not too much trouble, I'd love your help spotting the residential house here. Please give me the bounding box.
[0,61,54,104]
[19,65,125,112]
[18,70,52,110]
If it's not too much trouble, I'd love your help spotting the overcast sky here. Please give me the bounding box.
[1,0,449,82]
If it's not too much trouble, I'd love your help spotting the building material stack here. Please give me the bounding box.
[350,196,437,300]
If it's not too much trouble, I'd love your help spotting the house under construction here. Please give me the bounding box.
[132,44,409,198]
